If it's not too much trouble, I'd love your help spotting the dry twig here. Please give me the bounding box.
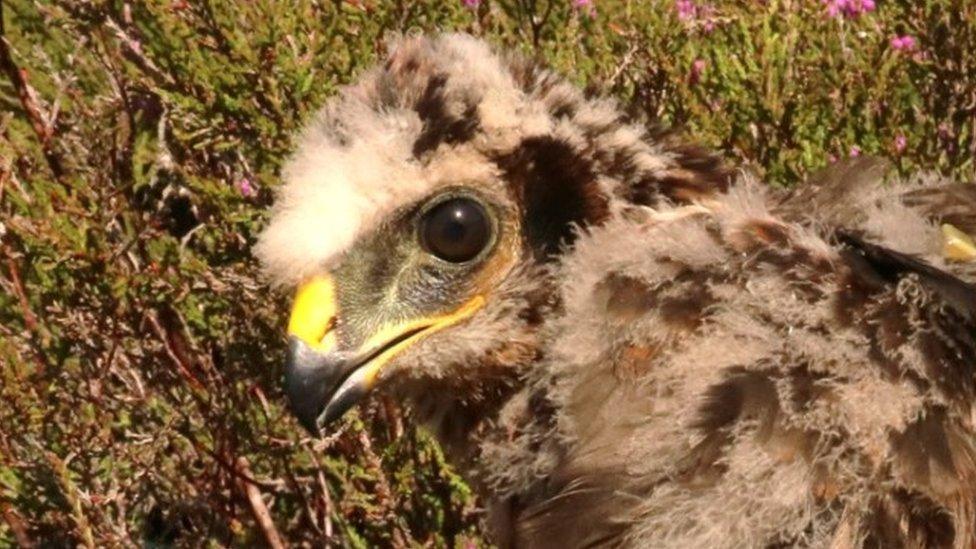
[0,1,65,179]
[0,500,34,548]
[235,457,286,549]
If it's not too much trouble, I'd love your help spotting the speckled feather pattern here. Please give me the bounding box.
[258,34,976,548]
[497,177,976,548]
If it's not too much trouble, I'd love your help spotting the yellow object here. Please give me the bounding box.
[288,276,338,353]
[356,295,486,385]
[288,274,486,386]
[942,224,976,262]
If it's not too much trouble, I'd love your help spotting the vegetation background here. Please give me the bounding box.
[0,0,973,546]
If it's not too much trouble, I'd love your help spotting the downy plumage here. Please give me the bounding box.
[257,34,976,548]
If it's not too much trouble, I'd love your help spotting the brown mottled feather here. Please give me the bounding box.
[259,35,976,548]
[904,183,976,236]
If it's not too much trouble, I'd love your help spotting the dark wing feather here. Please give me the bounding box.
[838,230,976,323]
[835,232,976,545]
[504,159,976,547]
[509,468,635,549]
[903,182,976,236]
[777,156,976,237]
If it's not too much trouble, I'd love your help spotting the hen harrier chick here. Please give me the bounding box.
[256,34,976,548]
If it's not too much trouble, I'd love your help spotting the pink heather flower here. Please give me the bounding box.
[689,59,707,85]
[237,177,256,198]
[674,0,717,31]
[462,0,480,8]
[849,145,862,157]
[890,35,917,52]
[894,134,908,153]
[573,0,596,16]
[675,0,697,20]
[824,0,875,18]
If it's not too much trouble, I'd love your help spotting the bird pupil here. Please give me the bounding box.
[421,197,491,263]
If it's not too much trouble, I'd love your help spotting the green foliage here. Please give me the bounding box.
[0,0,972,545]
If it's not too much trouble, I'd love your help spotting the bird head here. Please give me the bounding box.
[255,34,727,433]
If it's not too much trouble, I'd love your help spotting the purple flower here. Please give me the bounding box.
[823,0,875,18]
[237,177,256,198]
[849,145,862,157]
[674,0,717,31]
[462,0,480,8]
[573,0,596,17]
[676,0,697,20]
[894,134,908,153]
[890,35,917,52]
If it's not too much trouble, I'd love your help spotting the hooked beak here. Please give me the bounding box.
[283,275,485,434]
[284,336,364,432]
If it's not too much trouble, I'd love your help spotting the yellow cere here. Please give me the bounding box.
[288,276,338,353]
[356,295,487,386]
[942,223,976,262]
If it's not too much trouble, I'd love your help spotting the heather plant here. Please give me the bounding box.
[0,0,973,546]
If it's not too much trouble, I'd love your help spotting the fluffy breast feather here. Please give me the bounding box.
[257,33,976,548]
[493,171,976,548]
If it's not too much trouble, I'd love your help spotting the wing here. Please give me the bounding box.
[822,231,976,547]
[523,176,976,548]
[903,182,976,237]
[776,157,976,280]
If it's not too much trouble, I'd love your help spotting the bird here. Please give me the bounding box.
[255,34,976,548]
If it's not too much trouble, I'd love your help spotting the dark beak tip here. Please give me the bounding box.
[284,336,367,435]
[293,411,322,435]
[284,378,325,435]
[284,337,330,435]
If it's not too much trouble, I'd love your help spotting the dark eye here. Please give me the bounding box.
[420,197,492,263]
